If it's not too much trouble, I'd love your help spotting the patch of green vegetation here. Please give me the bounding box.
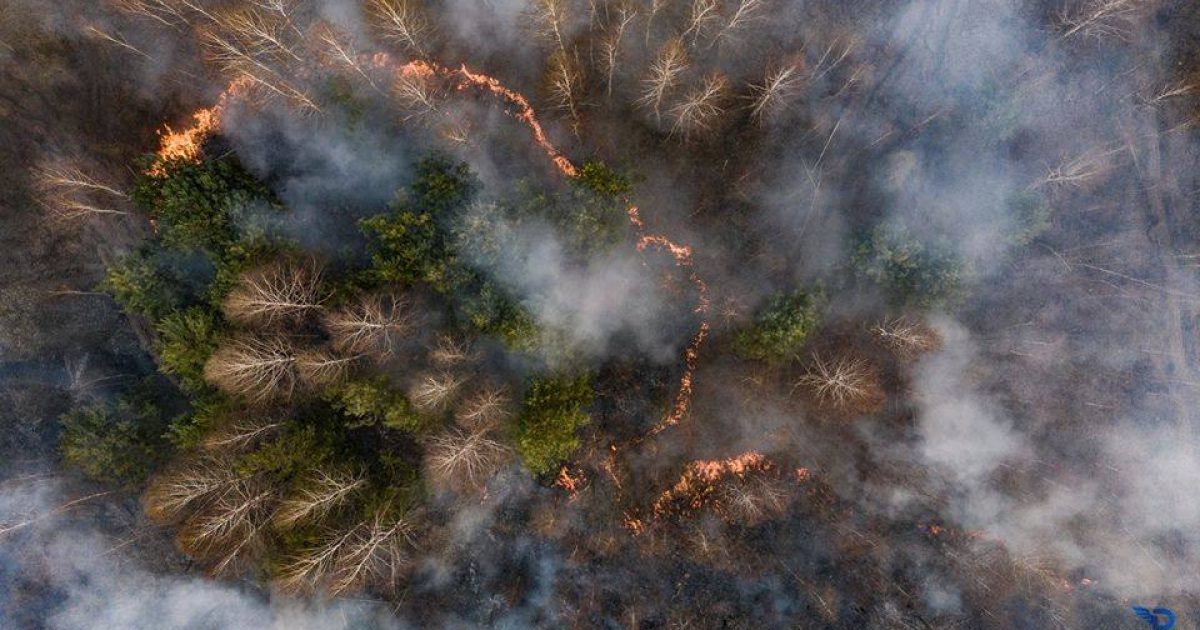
[59,383,169,485]
[511,373,594,476]
[854,222,966,309]
[155,307,222,393]
[734,289,825,362]
[326,378,437,433]
[100,246,190,321]
[1006,191,1051,246]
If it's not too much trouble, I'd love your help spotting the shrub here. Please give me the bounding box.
[101,248,186,321]
[734,289,824,362]
[59,391,167,485]
[853,223,966,308]
[156,307,222,393]
[511,373,593,476]
[327,378,434,433]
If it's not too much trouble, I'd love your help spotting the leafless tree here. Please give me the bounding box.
[112,0,192,29]
[274,468,366,529]
[177,475,277,575]
[33,162,131,223]
[1038,146,1120,189]
[682,0,720,43]
[545,49,585,130]
[278,508,419,595]
[669,72,728,138]
[392,68,441,120]
[296,347,358,388]
[324,293,415,359]
[529,0,571,53]
[202,415,284,452]
[429,335,477,366]
[714,0,765,45]
[410,371,466,411]
[201,8,321,113]
[204,335,299,403]
[222,259,328,326]
[638,38,688,119]
[454,385,512,432]
[795,354,883,411]
[143,456,243,524]
[599,4,637,98]
[314,22,380,92]
[424,428,511,493]
[719,474,790,525]
[1058,0,1145,40]
[747,60,805,122]
[366,0,432,58]
[870,317,940,357]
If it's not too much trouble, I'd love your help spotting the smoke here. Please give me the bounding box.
[0,478,405,630]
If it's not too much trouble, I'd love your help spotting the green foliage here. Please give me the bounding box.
[59,388,168,485]
[854,223,966,308]
[576,160,632,198]
[511,373,594,476]
[166,392,234,449]
[360,210,455,289]
[133,155,270,254]
[1006,192,1051,246]
[155,307,221,393]
[409,158,477,215]
[326,378,435,433]
[237,425,336,480]
[101,248,186,321]
[734,289,825,362]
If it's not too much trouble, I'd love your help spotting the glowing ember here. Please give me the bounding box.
[554,465,584,500]
[149,55,711,441]
[652,451,770,516]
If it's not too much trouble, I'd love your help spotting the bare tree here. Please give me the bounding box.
[222,259,328,326]
[204,335,299,403]
[714,0,765,45]
[314,22,380,92]
[410,372,466,411]
[669,73,728,138]
[202,415,284,452]
[279,508,419,595]
[870,317,940,357]
[1038,146,1120,189]
[424,428,511,493]
[747,60,805,122]
[112,0,192,28]
[1058,0,1144,41]
[297,347,358,389]
[638,38,688,119]
[544,49,585,130]
[392,67,441,120]
[143,456,243,524]
[599,4,637,98]
[366,0,432,58]
[177,476,277,575]
[274,468,366,529]
[795,354,883,411]
[529,0,571,53]
[33,162,131,223]
[454,385,512,432]
[682,0,720,43]
[201,8,321,113]
[719,474,790,525]
[324,293,415,359]
[429,335,476,366]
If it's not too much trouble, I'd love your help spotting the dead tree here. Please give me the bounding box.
[410,372,466,411]
[545,49,585,130]
[201,415,284,452]
[669,73,728,138]
[454,385,512,432]
[323,293,415,359]
[638,38,688,120]
[222,259,328,326]
[296,347,358,389]
[112,0,193,28]
[718,474,790,525]
[204,335,299,403]
[278,508,419,595]
[1058,0,1144,40]
[392,67,441,120]
[1038,146,1119,189]
[429,335,477,366]
[795,354,883,412]
[714,0,765,45]
[33,162,131,223]
[529,0,571,53]
[870,317,940,357]
[274,468,366,529]
[599,4,637,98]
[682,0,720,43]
[747,60,805,122]
[201,8,321,113]
[366,0,432,58]
[177,476,277,575]
[424,428,511,493]
[314,22,380,92]
[143,456,243,523]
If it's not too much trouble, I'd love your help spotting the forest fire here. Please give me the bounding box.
[149,77,251,175]
[652,451,771,517]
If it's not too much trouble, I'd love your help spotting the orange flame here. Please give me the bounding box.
[652,451,770,517]
[148,55,710,439]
